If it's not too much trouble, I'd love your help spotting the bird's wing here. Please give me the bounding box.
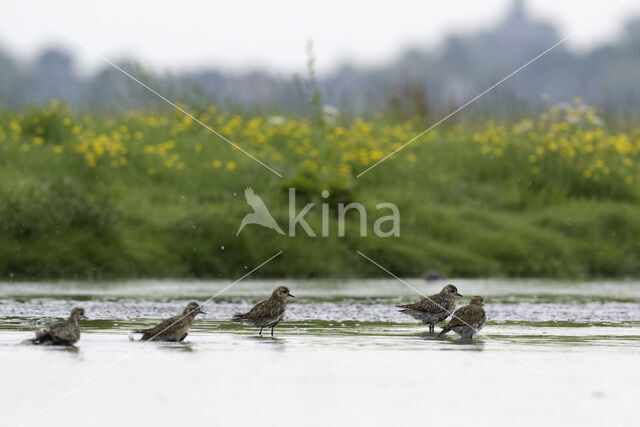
[245,299,270,317]
[413,294,449,313]
[448,306,472,327]
[247,298,285,320]
[34,320,62,340]
[244,187,269,213]
[138,315,182,336]
[52,325,79,342]
[39,321,78,342]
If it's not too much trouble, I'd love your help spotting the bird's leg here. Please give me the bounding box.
[259,327,263,336]
[429,324,434,336]
[271,326,274,337]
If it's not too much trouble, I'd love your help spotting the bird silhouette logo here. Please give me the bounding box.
[236,187,285,236]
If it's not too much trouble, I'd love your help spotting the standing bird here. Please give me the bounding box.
[439,295,486,341]
[236,187,285,236]
[232,286,294,336]
[133,302,205,342]
[26,307,88,346]
[397,284,462,335]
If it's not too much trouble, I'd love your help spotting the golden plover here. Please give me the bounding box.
[232,286,294,336]
[439,295,486,340]
[134,301,205,342]
[26,307,87,346]
[397,284,462,335]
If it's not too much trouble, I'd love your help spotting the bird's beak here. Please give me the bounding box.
[456,292,463,297]
[288,294,295,298]
[80,315,89,320]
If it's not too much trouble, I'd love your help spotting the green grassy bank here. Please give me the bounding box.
[1,101,639,279]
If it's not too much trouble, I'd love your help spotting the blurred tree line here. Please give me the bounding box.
[2,0,640,121]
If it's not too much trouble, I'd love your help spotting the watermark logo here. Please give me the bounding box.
[236,188,400,237]
[236,188,286,236]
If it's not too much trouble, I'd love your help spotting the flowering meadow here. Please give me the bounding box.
[1,100,639,279]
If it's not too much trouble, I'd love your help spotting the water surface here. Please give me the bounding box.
[1,279,638,427]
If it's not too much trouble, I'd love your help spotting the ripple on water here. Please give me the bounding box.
[1,298,640,325]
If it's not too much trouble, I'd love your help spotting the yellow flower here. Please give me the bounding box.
[32,136,44,145]
[53,145,63,153]
[370,150,383,161]
[226,161,236,171]
[407,153,417,162]
[303,159,318,172]
[21,144,30,152]
[625,176,633,184]
[9,121,21,133]
[339,163,352,176]
[194,144,203,152]
[135,131,143,140]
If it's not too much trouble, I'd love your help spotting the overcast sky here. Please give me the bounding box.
[2,0,639,74]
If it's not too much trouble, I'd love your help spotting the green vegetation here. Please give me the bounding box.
[1,100,639,279]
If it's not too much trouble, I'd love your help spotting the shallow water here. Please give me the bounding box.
[1,279,639,427]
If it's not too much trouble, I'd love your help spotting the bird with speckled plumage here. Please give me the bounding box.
[397,284,462,335]
[439,295,486,340]
[26,307,87,346]
[133,302,205,342]
[232,286,294,336]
